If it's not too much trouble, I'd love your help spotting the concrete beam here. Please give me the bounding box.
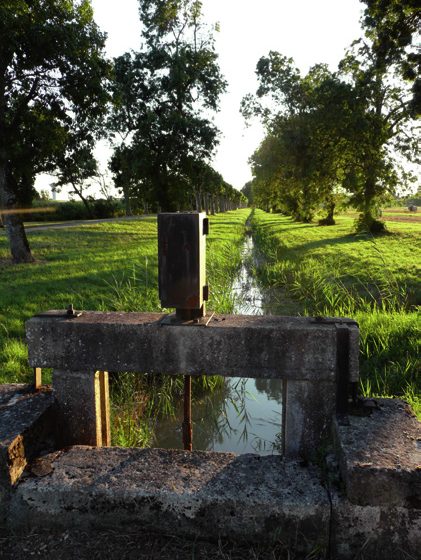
[26,312,341,380]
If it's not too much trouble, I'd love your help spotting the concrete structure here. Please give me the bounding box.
[1,310,419,558]
[0,385,419,559]
[26,311,359,458]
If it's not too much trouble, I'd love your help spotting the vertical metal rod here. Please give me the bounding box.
[99,371,111,446]
[182,375,193,451]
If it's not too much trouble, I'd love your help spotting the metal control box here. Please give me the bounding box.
[158,212,209,318]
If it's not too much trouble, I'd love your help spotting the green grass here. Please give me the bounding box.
[0,210,250,446]
[250,209,420,417]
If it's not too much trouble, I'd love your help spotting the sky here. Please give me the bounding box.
[37,0,364,197]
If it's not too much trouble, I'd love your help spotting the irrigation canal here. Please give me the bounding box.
[154,232,284,455]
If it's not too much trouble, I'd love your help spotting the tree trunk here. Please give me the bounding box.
[71,182,94,218]
[210,195,216,215]
[319,201,335,225]
[0,163,34,263]
[123,184,132,216]
[356,175,385,233]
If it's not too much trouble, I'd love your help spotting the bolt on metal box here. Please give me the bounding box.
[158,212,209,318]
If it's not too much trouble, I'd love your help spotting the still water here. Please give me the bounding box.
[154,233,284,455]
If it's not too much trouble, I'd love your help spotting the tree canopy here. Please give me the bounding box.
[109,0,227,213]
[243,1,420,232]
[0,0,110,262]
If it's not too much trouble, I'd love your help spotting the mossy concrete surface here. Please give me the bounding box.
[9,447,330,556]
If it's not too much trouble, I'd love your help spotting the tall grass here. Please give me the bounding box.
[250,209,420,417]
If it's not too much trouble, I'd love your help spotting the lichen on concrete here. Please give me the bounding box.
[10,446,330,555]
[334,398,421,507]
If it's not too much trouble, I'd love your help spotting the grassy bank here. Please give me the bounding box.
[0,210,250,445]
[250,209,420,417]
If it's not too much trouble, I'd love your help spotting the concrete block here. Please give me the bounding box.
[53,370,110,447]
[0,384,54,525]
[330,489,421,560]
[334,399,421,507]
[26,312,338,380]
[284,379,335,459]
[10,447,331,555]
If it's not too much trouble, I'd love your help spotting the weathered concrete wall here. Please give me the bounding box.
[334,399,421,508]
[0,383,420,559]
[331,492,421,560]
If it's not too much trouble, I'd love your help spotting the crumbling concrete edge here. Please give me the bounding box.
[0,385,55,529]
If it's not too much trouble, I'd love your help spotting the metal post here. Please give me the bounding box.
[182,375,193,451]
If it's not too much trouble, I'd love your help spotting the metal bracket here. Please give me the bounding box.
[35,304,82,319]
[160,311,215,327]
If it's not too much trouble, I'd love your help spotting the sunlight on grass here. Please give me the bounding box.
[251,209,420,418]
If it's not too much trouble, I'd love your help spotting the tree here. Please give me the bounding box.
[0,0,109,262]
[109,0,226,212]
[361,0,420,114]
[52,144,99,219]
[243,55,355,223]
[241,181,254,206]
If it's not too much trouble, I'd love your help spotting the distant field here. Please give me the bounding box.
[344,207,420,224]
[1,207,419,420]
[251,209,420,417]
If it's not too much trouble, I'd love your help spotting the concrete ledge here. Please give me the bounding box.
[330,489,421,560]
[334,399,421,507]
[10,447,330,554]
[0,384,54,526]
[26,312,339,380]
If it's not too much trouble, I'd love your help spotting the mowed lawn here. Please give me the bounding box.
[0,210,249,383]
[251,209,420,416]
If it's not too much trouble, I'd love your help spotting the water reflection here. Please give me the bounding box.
[232,234,263,316]
[154,377,283,455]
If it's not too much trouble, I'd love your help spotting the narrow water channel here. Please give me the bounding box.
[153,230,284,455]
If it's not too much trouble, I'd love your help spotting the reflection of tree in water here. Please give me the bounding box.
[154,378,282,455]
[254,378,283,405]
[153,378,231,451]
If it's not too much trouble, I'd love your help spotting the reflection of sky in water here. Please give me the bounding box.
[232,235,264,316]
[154,235,283,455]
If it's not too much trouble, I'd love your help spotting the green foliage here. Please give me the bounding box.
[25,199,125,222]
[243,56,359,224]
[244,5,420,234]
[0,0,110,261]
[109,0,227,212]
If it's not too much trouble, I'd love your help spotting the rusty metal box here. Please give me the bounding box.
[158,212,208,312]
